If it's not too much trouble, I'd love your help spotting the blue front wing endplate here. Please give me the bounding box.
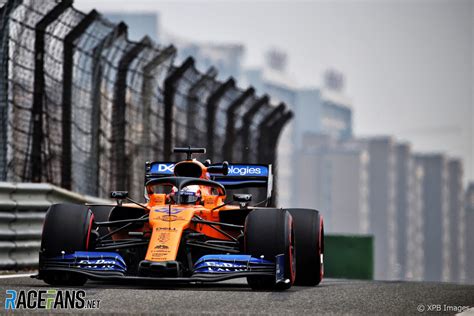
[193,254,274,273]
[42,251,127,274]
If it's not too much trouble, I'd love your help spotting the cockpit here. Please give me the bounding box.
[145,177,225,205]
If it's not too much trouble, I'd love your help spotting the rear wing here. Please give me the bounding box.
[145,162,273,201]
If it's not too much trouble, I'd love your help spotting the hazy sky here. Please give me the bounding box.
[76,0,473,182]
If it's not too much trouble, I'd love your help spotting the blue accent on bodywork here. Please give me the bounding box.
[149,162,175,175]
[193,254,273,274]
[48,251,127,273]
[211,164,272,194]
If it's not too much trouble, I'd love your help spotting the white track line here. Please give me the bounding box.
[0,273,34,279]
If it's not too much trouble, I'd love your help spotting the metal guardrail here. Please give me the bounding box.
[0,182,110,270]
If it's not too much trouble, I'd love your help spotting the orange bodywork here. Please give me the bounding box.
[136,160,243,262]
[144,203,240,262]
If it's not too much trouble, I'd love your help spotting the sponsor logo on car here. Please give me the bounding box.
[78,259,116,265]
[154,207,184,215]
[77,259,118,270]
[200,262,248,272]
[157,163,174,173]
[227,165,267,176]
[204,261,246,268]
[150,163,175,174]
[151,163,268,177]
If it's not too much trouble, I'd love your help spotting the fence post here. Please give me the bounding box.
[61,10,98,190]
[0,0,22,181]
[163,57,194,160]
[241,95,269,162]
[206,78,235,160]
[187,67,217,145]
[141,45,176,161]
[89,22,127,196]
[30,0,72,182]
[222,87,254,161]
[111,36,151,190]
[260,107,293,206]
[257,103,285,163]
[261,106,292,164]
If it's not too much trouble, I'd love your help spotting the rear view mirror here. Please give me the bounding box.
[207,161,229,175]
[233,194,252,202]
[110,191,128,199]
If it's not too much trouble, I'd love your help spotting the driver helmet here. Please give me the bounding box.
[169,185,201,204]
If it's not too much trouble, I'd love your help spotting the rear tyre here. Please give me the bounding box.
[40,203,94,286]
[287,208,324,286]
[245,208,295,290]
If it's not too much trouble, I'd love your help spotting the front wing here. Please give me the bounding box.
[36,252,287,285]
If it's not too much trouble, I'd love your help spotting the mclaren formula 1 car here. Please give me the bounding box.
[37,147,324,290]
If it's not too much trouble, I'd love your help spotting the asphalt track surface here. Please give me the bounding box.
[0,274,473,315]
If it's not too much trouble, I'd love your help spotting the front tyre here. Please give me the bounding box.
[244,208,295,290]
[39,203,94,286]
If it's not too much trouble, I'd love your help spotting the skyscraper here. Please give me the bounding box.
[366,137,398,280]
[243,51,352,208]
[396,144,425,280]
[414,154,450,282]
[463,183,474,284]
[295,134,369,234]
[395,143,411,279]
[447,159,464,283]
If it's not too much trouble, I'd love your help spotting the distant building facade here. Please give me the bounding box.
[414,154,451,282]
[395,144,410,279]
[405,159,425,281]
[295,134,369,234]
[243,51,352,209]
[396,144,424,281]
[172,41,245,81]
[463,183,474,284]
[365,137,398,280]
[447,160,465,283]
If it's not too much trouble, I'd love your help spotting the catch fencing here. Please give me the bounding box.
[0,0,292,202]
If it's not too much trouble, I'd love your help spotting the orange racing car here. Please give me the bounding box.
[37,147,324,290]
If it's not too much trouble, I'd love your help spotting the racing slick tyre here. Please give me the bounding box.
[244,209,295,290]
[287,208,324,286]
[40,203,94,286]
